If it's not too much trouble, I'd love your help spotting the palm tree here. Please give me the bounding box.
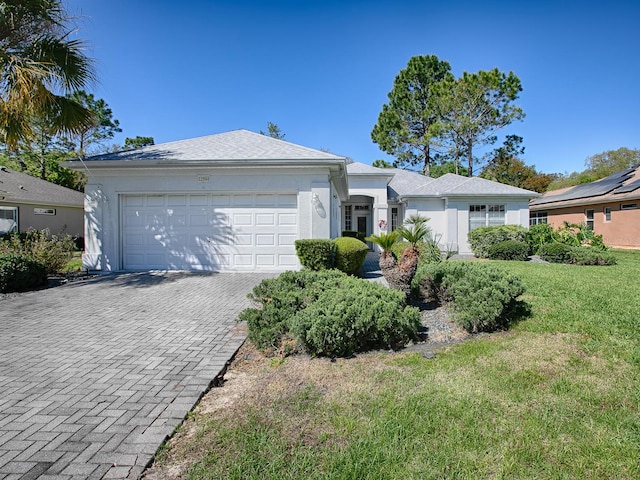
[0,0,95,149]
[365,231,399,270]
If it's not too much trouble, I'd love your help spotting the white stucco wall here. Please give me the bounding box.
[83,166,335,271]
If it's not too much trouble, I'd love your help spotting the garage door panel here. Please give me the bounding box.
[122,194,299,271]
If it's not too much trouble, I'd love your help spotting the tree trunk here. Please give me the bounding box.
[423,143,430,177]
[466,140,473,177]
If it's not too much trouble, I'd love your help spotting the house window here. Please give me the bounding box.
[354,205,370,211]
[469,204,505,230]
[529,211,548,226]
[585,209,595,230]
[604,207,612,222]
[391,207,399,231]
[34,208,56,215]
[0,206,18,234]
[344,205,352,231]
[621,203,638,210]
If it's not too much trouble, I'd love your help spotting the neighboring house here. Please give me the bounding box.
[529,165,640,249]
[0,166,84,236]
[65,130,537,272]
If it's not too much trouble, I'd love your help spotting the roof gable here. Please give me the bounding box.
[80,129,345,163]
[0,167,83,207]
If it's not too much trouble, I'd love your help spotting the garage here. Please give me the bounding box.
[121,193,299,271]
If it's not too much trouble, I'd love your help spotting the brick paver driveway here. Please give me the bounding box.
[0,272,273,479]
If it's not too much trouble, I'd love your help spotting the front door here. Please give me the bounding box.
[357,216,367,239]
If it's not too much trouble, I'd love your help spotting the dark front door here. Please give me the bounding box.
[357,216,367,237]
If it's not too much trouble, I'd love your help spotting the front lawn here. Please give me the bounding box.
[149,250,640,479]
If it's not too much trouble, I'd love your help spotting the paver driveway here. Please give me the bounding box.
[0,271,273,479]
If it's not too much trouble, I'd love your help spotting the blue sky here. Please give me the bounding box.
[66,0,639,175]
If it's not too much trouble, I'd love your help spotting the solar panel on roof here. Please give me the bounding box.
[614,178,640,194]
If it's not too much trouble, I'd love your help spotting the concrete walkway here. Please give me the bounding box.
[0,272,273,479]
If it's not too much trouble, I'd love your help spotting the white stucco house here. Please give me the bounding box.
[66,130,537,272]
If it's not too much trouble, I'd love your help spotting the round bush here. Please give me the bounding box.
[468,225,527,258]
[333,237,368,276]
[294,239,336,270]
[289,277,421,356]
[537,242,573,263]
[487,240,530,261]
[0,253,47,293]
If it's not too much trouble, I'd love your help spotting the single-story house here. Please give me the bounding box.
[66,130,538,272]
[529,165,640,249]
[0,166,84,236]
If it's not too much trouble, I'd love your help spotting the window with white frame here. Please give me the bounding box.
[529,211,548,226]
[0,206,18,234]
[344,204,352,231]
[604,207,612,222]
[391,207,399,231]
[585,209,595,230]
[469,204,505,231]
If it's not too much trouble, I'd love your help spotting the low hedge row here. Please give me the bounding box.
[468,225,527,258]
[538,243,616,265]
[240,270,421,357]
[413,261,526,333]
[487,240,530,261]
[295,237,368,276]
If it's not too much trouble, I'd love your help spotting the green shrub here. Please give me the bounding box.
[333,237,368,276]
[487,240,530,261]
[537,242,573,263]
[526,223,555,254]
[468,225,527,258]
[289,277,420,357]
[294,239,335,270]
[240,270,346,351]
[240,270,420,357]
[567,247,617,266]
[413,261,526,333]
[0,229,75,274]
[0,253,47,293]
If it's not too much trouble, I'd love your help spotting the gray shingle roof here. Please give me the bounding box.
[347,162,538,199]
[0,167,83,207]
[78,129,345,163]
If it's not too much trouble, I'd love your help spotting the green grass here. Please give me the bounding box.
[61,251,83,273]
[157,249,640,479]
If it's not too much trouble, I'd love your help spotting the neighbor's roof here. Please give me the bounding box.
[530,165,640,210]
[70,129,346,164]
[347,162,538,199]
[0,167,84,207]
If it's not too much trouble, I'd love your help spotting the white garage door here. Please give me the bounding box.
[121,193,299,271]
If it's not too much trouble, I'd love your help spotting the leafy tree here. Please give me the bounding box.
[372,159,393,168]
[435,69,525,176]
[371,55,453,177]
[62,91,121,156]
[430,160,469,178]
[585,147,640,178]
[260,121,285,139]
[124,136,154,150]
[0,0,95,148]
[480,135,557,193]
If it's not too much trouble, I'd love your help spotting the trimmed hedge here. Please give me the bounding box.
[487,240,530,261]
[538,243,616,266]
[468,225,527,258]
[0,253,47,293]
[333,237,368,276]
[413,261,526,333]
[294,239,335,270]
[240,270,420,357]
[342,230,366,242]
[537,242,573,263]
